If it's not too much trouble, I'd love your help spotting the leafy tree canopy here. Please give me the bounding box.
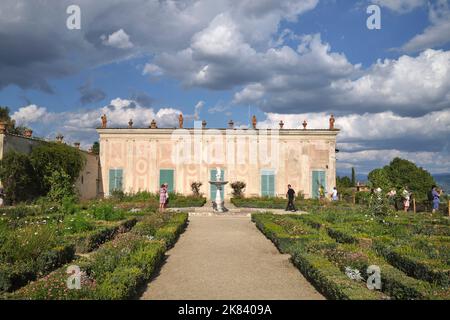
[0,151,39,204]
[0,106,29,135]
[337,176,352,189]
[30,143,86,194]
[368,157,436,200]
[92,141,100,155]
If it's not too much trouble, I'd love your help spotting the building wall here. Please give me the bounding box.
[0,133,101,200]
[98,128,338,199]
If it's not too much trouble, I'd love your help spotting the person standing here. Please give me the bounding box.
[319,185,325,201]
[331,187,338,201]
[164,183,170,209]
[402,186,411,212]
[286,185,297,212]
[159,184,167,212]
[431,185,441,214]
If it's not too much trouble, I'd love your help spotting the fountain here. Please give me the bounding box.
[209,167,228,212]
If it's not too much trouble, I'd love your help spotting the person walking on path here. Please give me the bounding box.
[431,185,441,214]
[285,185,297,212]
[159,184,167,212]
[402,186,411,212]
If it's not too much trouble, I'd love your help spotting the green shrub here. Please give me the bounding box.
[230,181,246,198]
[88,203,125,221]
[46,169,77,203]
[72,218,137,253]
[95,266,143,300]
[0,151,39,205]
[63,213,95,234]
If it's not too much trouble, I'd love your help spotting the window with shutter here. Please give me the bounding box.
[261,169,275,197]
[159,169,175,193]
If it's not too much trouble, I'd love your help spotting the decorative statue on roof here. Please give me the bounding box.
[279,120,284,129]
[329,114,335,130]
[252,115,257,129]
[101,114,107,128]
[302,120,307,129]
[150,119,157,129]
[179,114,184,129]
[128,119,133,128]
[202,120,207,129]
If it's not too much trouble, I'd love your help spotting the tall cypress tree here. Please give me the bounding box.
[351,167,356,187]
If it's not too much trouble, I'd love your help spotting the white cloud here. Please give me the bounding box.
[11,105,48,125]
[234,46,450,116]
[259,109,450,173]
[373,0,426,13]
[400,0,450,53]
[11,98,182,148]
[101,29,134,49]
[142,63,163,76]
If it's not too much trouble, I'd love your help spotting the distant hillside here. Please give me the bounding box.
[434,174,450,193]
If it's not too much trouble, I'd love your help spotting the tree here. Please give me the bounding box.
[368,168,392,191]
[368,158,436,200]
[0,151,39,204]
[337,176,352,189]
[46,169,76,202]
[92,141,100,155]
[351,167,356,187]
[0,106,29,135]
[29,142,86,195]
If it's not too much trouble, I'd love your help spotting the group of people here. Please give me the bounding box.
[159,183,170,212]
[284,184,339,212]
[388,185,443,213]
[285,183,445,214]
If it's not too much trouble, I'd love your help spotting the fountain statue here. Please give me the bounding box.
[209,167,228,212]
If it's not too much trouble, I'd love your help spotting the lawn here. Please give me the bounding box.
[252,209,450,300]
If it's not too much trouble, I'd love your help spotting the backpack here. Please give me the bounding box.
[427,190,434,201]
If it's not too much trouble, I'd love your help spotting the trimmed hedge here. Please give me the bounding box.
[252,213,450,300]
[9,212,188,300]
[374,241,450,287]
[72,218,137,253]
[0,244,75,293]
[252,214,385,300]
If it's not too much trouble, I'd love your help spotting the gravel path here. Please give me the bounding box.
[141,215,324,300]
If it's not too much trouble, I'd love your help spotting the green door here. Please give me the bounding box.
[261,170,275,197]
[210,169,225,200]
[109,169,123,194]
[312,170,326,199]
[160,169,174,193]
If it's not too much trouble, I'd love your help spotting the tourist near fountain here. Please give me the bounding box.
[209,167,228,212]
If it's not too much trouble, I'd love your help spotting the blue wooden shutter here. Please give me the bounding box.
[109,169,123,194]
[312,170,326,199]
[159,169,174,193]
[261,170,275,197]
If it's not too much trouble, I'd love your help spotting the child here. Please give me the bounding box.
[159,184,166,212]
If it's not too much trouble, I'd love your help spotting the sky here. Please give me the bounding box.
[0,0,449,175]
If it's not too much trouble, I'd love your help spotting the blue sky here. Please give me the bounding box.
[1,0,449,175]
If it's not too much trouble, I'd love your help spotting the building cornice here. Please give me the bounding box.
[96,128,340,137]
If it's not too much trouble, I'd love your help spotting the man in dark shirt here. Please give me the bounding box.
[286,185,297,212]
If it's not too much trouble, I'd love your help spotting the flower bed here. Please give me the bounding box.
[252,213,450,300]
[6,212,188,300]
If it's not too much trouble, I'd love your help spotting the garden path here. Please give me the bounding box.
[140,214,324,300]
